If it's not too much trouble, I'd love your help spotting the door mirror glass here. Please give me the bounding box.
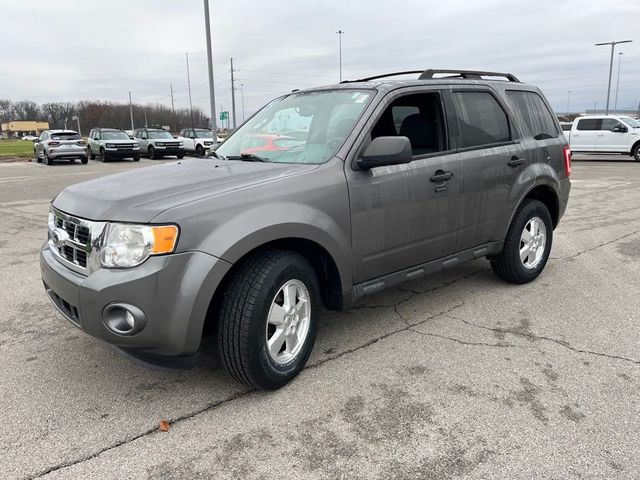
[613,124,627,133]
[358,136,413,170]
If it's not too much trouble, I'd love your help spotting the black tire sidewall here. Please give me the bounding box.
[633,144,640,162]
[504,200,553,282]
[196,144,204,157]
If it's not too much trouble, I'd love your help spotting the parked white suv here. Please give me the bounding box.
[567,115,640,161]
[178,128,215,157]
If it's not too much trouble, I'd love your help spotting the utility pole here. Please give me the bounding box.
[230,58,237,130]
[144,111,148,128]
[73,115,81,136]
[614,52,624,112]
[203,0,218,137]
[241,83,245,123]
[128,91,134,132]
[595,40,632,115]
[186,52,195,128]
[566,90,571,114]
[336,30,344,82]
[170,83,175,114]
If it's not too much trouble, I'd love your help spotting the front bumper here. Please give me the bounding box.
[151,147,184,157]
[40,243,232,357]
[105,148,140,159]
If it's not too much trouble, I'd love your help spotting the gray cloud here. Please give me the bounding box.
[0,0,637,120]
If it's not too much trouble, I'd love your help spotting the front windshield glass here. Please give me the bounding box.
[194,130,213,138]
[148,131,173,139]
[216,89,374,164]
[102,131,130,140]
[620,116,640,128]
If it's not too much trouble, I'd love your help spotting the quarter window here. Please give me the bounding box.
[576,119,601,131]
[452,91,511,148]
[506,91,558,140]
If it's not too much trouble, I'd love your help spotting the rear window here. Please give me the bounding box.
[51,132,80,140]
[576,119,601,131]
[452,91,511,148]
[506,91,558,140]
[561,124,572,131]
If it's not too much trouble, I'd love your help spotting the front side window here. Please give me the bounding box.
[506,90,558,140]
[452,91,511,148]
[576,119,601,131]
[216,89,374,164]
[601,119,624,132]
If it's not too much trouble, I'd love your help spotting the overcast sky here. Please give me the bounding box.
[1,0,638,121]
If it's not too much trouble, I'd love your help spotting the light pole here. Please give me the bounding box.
[203,0,218,136]
[614,52,624,112]
[595,40,632,115]
[566,90,571,114]
[336,30,344,82]
[241,83,245,123]
[186,52,195,129]
[128,91,134,132]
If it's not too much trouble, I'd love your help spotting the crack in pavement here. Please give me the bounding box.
[447,315,640,365]
[408,328,521,348]
[550,229,640,260]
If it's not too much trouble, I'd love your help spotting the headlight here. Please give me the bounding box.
[106,143,116,148]
[133,143,139,148]
[99,223,179,268]
[178,141,184,147]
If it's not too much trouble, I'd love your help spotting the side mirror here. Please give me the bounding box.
[358,136,412,170]
[613,124,627,133]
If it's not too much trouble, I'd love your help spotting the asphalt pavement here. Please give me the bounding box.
[1,154,639,479]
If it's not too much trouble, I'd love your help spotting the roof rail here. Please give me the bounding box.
[342,69,520,84]
[419,69,520,82]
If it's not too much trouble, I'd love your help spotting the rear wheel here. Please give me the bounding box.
[35,149,41,163]
[45,151,53,166]
[490,199,553,284]
[218,250,320,390]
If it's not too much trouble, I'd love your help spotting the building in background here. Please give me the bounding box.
[1,121,50,139]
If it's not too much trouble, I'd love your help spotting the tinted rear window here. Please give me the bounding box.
[51,132,80,140]
[506,91,558,140]
[452,91,511,148]
[577,119,601,131]
[561,124,572,131]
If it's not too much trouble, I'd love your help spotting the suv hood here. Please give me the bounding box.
[53,158,318,222]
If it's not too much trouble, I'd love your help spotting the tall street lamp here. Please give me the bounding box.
[614,52,624,112]
[566,90,571,114]
[595,40,632,115]
[336,30,344,82]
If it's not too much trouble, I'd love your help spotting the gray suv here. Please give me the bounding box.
[40,69,571,390]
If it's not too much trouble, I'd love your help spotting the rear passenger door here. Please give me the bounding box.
[447,88,526,251]
[571,118,600,151]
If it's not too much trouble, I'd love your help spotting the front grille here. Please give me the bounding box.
[159,142,180,147]
[113,144,134,149]
[49,209,101,274]
[44,281,81,327]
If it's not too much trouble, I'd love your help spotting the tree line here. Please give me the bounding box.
[0,99,211,133]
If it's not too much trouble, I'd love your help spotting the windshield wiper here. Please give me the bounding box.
[227,154,270,163]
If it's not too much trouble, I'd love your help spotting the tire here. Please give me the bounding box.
[35,150,41,163]
[632,143,640,162]
[45,152,53,166]
[148,146,157,159]
[195,144,204,157]
[133,155,140,162]
[100,149,108,162]
[81,157,88,164]
[490,199,553,284]
[88,146,95,160]
[177,153,185,159]
[218,250,320,390]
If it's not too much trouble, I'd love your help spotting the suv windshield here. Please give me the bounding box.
[620,116,640,128]
[148,131,174,139]
[102,131,130,140]
[194,130,213,138]
[216,89,374,164]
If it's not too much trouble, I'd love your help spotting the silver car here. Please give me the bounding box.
[34,130,88,165]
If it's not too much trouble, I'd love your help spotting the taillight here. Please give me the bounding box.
[563,145,571,177]
[76,140,86,145]
[49,141,60,147]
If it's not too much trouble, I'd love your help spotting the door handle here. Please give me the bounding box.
[430,170,454,182]
[507,156,525,167]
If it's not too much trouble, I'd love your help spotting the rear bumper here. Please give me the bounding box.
[49,147,87,159]
[40,243,232,358]
[557,177,571,223]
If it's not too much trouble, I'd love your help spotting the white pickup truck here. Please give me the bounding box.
[567,115,640,161]
[178,128,222,157]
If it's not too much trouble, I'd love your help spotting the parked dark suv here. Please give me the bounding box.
[41,69,571,389]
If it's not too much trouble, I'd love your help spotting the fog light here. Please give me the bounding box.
[103,303,146,335]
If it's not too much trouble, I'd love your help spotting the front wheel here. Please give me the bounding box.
[195,144,204,157]
[218,250,320,390]
[81,157,88,164]
[133,155,140,162]
[100,149,109,162]
[632,143,640,162]
[148,146,157,159]
[490,199,553,284]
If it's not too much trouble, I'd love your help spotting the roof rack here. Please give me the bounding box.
[343,69,520,83]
